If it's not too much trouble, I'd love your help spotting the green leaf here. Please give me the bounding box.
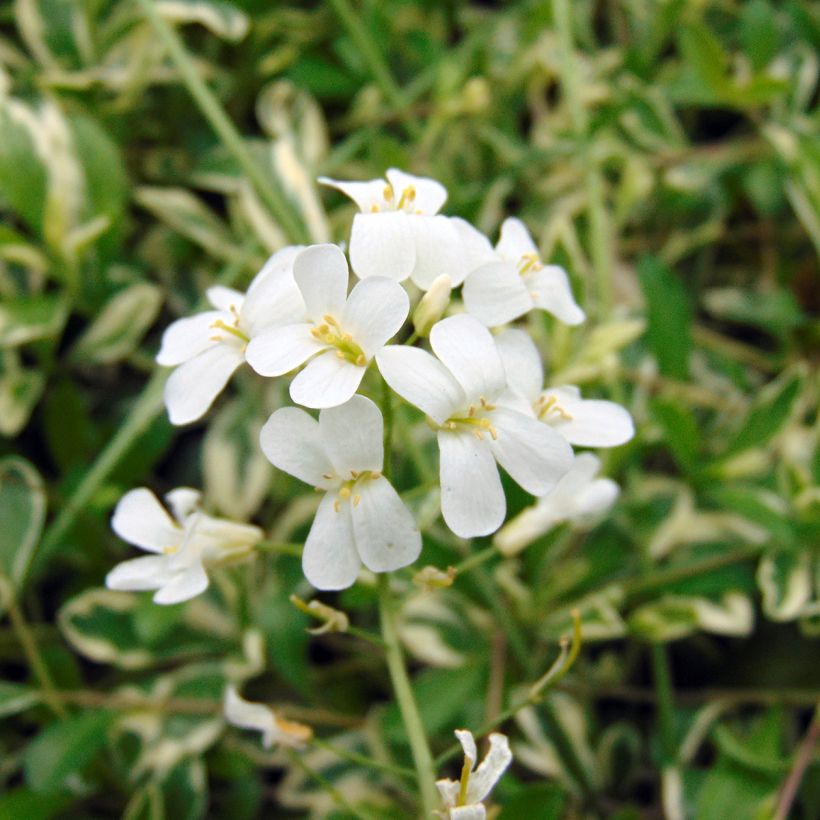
[500,782,566,818]
[650,398,700,474]
[0,787,72,820]
[0,681,43,718]
[156,0,250,43]
[740,0,780,71]
[725,370,803,455]
[0,364,46,437]
[677,24,729,97]
[0,105,48,233]
[637,256,692,380]
[72,283,163,364]
[0,457,47,588]
[705,486,795,547]
[757,551,812,621]
[0,295,69,349]
[23,709,114,793]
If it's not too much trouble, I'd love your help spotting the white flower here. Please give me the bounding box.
[462,217,585,327]
[224,685,312,748]
[495,328,634,447]
[260,395,422,590]
[157,246,305,425]
[495,453,621,556]
[435,730,512,819]
[246,244,409,409]
[377,314,573,538]
[319,169,491,289]
[106,488,262,604]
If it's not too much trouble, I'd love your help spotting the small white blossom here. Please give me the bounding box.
[377,314,573,538]
[462,217,585,327]
[224,685,312,748]
[246,244,408,409]
[157,246,305,424]
[436,730,512,819]
[106,488,263,604]
[495,328,634,447]
[260,395,422,590]
[319,169,491,289]
[495,452,621,556]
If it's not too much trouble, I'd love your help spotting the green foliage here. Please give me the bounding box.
[1,0,818,817]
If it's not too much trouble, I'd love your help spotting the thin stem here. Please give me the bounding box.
[2,581,66,717]
[381,377,394,480]
[255,541,303,557]
[311,736,416,781]
[453,545,497,576]
[553,0,612,318]
[134,0,308,243]
[650,643,678,765]
[376,574,438,816]
[773,704,820,820]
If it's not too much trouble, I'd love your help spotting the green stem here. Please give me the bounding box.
[135,0,308,243]
[376,575,438,816]
[553,0,612,318]
[311,736,416,781]
[452,544,497,576]
[650,642,678,765]
[381,377,394,480]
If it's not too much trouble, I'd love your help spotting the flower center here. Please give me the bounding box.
[210,304,249,345]
[329,469,382,512]
[535,394,574,422]
[310,314,367,366]
[370,183,422,214]
[517,252,543,275]
[442,397,498,441]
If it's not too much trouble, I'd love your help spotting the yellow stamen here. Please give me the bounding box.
[210,319,249,343]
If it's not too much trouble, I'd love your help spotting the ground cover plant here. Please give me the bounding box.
[0,0,818,817]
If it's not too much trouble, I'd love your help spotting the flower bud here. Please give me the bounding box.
[412,274,451,337]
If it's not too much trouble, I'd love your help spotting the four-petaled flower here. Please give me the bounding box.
[319,169,490,289]
[246,244,409,409]
[259,395,422,590]
[224,685,312,748]
[495,328,635,447]
[435,729,512,819]
[106,487,263,604]
[462,217,585,328]
[377,314,573,538]
[157,246,305,424]
[495,452,621,556]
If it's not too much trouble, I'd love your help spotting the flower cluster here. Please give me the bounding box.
[107,168,633,598]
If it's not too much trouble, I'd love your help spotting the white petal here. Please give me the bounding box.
[342,277,409,356]
[351,476,421,572]
[260,406,333,487]
[430,314,506,401]
[224,685,277,738]
[495,217,537,261]
[376,346,465,424]
[490,406,573,496]
[164,488,201,521]
[318,176,390,213]
[551,451,603,501]
[153,561,209,605]
[465,733,512,804]
[408,215,467,289]
[543,386,634,447]
[494,329,543,401]
[289,351,365,409]
[241,249,307,337]
[452,217,497,273]
[105,554,171,591]
[450,806,486,819]
[349,212,415,281]
[385,168,447,215]
[163,345,244,425]
[303,493,361,590]
[207,286,244,311]
[156,311,222,366]
[439,431,505,537]
[455,729,478,766]
[526,266,585,326]
[245,323,321,376]
[293,243,349,321]
[575,478,620,517]
[435,779,461,810]
[319,395,383,476]
[111,488,181,552]
[461,261,533,327]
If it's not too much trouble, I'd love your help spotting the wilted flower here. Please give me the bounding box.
[319,169,489,289]
[156,246,304,424]
[462,217,585,328]
[106,488,263,604]
[378,314,573,537]
[260,395,422,589]
[495,453,621,556]
[246,244,408,408]
[224,685,312,748]
[436,729,512,818]
[496,329,634,447]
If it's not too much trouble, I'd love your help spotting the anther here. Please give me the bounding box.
[322,473,334,480]
[355,354,366,366]
[353,495,361,507]
[350,470,359,479]
[336,350,346,359]
[339,487,351,499]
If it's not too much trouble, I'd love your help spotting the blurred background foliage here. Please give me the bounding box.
[0,0,818,817]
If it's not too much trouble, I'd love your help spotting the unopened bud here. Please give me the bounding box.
[413,275,451,337]
[413,565,457,591]
[290,595,350,635]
